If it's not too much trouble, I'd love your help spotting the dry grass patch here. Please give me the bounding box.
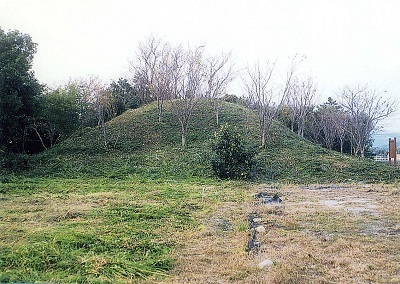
[0,190,129,260]
[159,202,255,284]
[1,180,398,283]
[158,183,399,284]
[256,184,400,283]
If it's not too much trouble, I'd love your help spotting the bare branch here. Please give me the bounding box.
[170,45,206,147]
[338,84,398,158]
[205,51,234,125]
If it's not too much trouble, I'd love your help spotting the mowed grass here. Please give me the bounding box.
[1,180,399,283]
[161,183,400,284]
[0,175,248,283]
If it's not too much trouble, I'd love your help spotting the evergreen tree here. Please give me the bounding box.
[0,28,41,153]
[212,125,255,180]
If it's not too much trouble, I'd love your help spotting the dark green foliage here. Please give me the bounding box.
[109,78,150,112]
[38,85,82,142]
[0,28,41,154]
[212,125,256,180]
[0,152,30,171]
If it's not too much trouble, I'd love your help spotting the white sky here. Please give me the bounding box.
[1,0,400,131]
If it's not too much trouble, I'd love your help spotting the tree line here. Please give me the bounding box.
[1,29,397,168]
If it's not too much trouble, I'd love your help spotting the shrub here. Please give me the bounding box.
[1,153,31,172]
[211,125,255,180]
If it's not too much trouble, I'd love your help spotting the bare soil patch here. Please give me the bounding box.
[159,183,400,283]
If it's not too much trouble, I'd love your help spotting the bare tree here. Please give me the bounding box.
[281,55,304,109]
[339,84,398,158]
[332,105,350,154]
[77,76,123,149]
[66,79,93,130]
[296,77,317,138]
[132,36,171,122]
[243,61,275,148]
[170,45,206,147]
[77,76,104,128]
[205,52,234,125]
[306,111,322,144]
[243,56,301,148]
[284,96,298,133]
[285,76,317,137]
[316,100,340,150]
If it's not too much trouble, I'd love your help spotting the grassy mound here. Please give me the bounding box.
[28,100,255,179]
[27,99,400,183]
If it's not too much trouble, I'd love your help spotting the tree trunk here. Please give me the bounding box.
[157,97,163,123]
[181,123,187,148]
[181,132,186,148]
[33,126,48,151]
[261,126,267,148]
[216,105,221,126]
[102,122,107,149]
[340,139,344,154]
[360,146,365,159]
[297,126,302,138]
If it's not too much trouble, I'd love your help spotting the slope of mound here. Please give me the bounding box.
[30,100,400,183]
[30,100,256,179]
[260,123,400,183]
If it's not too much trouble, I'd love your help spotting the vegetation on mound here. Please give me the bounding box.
[22,100,400,183]
[259,123,400,183]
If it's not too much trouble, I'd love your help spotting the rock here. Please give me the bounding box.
[247,230,260,252]
[255,192,283,204]
[258,259,274,269]
[255,225,266,233]
[253,217,262,223]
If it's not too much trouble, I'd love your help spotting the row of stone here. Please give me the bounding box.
[247,191,282,269]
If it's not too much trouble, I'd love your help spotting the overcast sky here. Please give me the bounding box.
[1,0,400,131]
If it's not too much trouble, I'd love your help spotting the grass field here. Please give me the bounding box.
[0,176,247,283]
[1,176,399,283]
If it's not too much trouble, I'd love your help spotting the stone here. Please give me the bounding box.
[258,259,274,269]
[255,225,266,233]
[255,192,283,204]
[253,217,262,223]
[247,230,260,252]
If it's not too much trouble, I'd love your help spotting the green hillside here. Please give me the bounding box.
[2,99,400,283]
[29,99,400,183]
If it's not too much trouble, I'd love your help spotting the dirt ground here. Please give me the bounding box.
[157,183,400,284]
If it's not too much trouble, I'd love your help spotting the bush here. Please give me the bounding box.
[211,125,255,180]
[1,153,31,172]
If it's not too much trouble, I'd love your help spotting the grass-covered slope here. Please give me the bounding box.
[1,100,400,283]
[30,100,256,179]
[30,99,400,183]
[260,126,400,183]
